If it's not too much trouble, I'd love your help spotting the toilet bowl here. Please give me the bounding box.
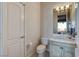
[36,38,48,57]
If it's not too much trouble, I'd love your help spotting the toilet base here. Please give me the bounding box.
[37,52,45,57]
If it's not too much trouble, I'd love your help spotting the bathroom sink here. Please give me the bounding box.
[50,34,76,44]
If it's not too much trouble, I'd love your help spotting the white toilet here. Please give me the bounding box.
[36,38,48,57]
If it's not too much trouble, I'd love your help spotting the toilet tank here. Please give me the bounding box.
[41,38,48,45]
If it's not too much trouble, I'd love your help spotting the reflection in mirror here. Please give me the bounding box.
[53,3,76,35]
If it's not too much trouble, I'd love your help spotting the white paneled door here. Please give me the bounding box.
[7,3,25,57]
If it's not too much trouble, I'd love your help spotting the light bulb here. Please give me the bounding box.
[66,5,69,9]
[60,6,64,10]
[75,3,78,8]
[56,7,59,11]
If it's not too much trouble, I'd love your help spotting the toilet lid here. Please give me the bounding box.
[37,44,46,50]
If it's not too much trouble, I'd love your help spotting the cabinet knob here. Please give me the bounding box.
[60,47,63,49]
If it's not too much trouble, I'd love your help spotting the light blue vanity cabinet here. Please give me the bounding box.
[49,40,76,57]
[49,44,62,57]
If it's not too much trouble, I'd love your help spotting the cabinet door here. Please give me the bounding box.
[50,45,62,57]
[63,51,74,57]
[49,41,75,57]
[63,47,75,57]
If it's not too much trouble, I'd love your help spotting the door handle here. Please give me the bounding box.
[20,36,25,38]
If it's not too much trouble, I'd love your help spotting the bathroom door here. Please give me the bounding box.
[7,3,25,57]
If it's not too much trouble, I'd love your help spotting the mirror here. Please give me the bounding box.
[53,3,77,35]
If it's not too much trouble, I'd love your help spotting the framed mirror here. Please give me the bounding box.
[53,3,76,35]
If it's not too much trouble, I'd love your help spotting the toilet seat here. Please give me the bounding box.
[37,44,46,53]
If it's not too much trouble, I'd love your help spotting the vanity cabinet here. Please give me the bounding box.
[49,41,75,57]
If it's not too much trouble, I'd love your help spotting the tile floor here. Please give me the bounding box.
[32,51,49,57]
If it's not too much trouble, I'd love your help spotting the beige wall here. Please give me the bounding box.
[25,2,40,56]
[40,2,72,38]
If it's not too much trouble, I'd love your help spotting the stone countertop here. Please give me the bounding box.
[49,38,76,45]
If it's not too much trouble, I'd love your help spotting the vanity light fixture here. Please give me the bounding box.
[55,4,70,12]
